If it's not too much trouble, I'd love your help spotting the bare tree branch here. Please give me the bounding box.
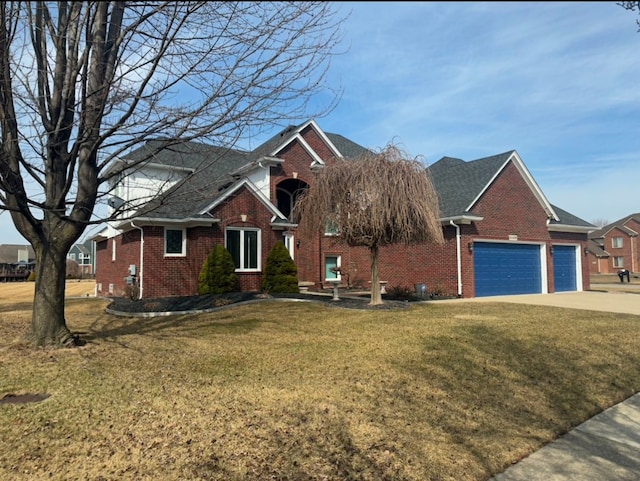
[0,1,347,346]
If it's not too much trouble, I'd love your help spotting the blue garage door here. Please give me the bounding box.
[474,242,542,297]
[553,245,577,292]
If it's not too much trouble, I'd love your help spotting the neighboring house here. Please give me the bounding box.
[93,119,594,299]
[0,244,35,281]
[587,214,640,275]
[68,239,96,276]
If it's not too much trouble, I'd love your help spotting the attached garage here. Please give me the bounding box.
[473,242,543,297]
[553,245,577,292]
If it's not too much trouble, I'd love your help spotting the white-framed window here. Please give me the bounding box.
[68,253,76,261]
[164,228,186,256]
[325,255,341,281]
[226,227,261,271]
[613,256,625,268]
[612,237,624,248]
[111,238,116,261]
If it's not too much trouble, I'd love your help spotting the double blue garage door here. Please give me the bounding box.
[474,242,577,297]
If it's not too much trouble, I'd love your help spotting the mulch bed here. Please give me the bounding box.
[106,291,425,315]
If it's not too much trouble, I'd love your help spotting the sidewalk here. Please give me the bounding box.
[490,392,640,480]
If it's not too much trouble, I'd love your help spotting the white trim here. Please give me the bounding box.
[439,215,484,225]
[547,223,594,233]
[466,151,558,221]
[199,178,286,220]
[267,119,344,167]
[116,217,218,230]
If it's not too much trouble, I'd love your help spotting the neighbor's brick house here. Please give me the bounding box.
[587,214,640,275]
[94,119,594,299]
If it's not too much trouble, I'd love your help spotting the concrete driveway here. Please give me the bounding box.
[465,287,640,316]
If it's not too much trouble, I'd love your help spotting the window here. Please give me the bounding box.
[612,237,624,248]
[165,228,186,256]
[226,228,260,271]
[325,218,339,236]
[68,253,76,261]
[613,256,625,268]
[325,255,341,281]
[111,238,116,261]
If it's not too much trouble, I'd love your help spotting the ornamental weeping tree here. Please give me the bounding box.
[295,144,444,305]
[0,2,344,347]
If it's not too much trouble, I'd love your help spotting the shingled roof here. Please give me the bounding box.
[589,213,640,239]
[427,152,512,218]
[427,150,593,230]
[120,122,370,223]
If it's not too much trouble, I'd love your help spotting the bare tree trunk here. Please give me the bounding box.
[29,243,79,347]
[369,244,383,305]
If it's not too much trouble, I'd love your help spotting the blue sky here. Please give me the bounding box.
[305,1,639,227]
[1,1,638,244]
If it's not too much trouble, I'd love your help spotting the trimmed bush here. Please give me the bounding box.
[198,245,238,295]
[262,241,299,293]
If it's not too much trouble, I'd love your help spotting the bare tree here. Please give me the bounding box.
[0,2,346,347]
[619,2,640,30]
[591,218,609,228]
[294,144,444,305]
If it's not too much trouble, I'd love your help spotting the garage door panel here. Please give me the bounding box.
[474,242,542,297]
[553,245,577,292]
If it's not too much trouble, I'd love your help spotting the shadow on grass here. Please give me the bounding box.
[401,322,640,479]
[82,309,264,346]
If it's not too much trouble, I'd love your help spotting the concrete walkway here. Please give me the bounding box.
[465,289,640,316]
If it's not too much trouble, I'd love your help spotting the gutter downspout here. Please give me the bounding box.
[131,222,144,299]
[449,220,463,297]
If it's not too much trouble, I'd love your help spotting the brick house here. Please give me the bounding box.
[93,119,594,299]
[587,214,640,275]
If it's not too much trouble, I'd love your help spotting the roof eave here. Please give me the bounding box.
[116,217,220,230]
[547,224,595,234]
[440,215,484,225]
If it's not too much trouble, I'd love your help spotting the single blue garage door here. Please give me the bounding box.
[474,242,542,297]
[553,245,577,292]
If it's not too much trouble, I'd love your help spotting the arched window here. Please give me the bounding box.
[276,178,308,221]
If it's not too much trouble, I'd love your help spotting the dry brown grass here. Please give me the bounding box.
[1,285,639,481]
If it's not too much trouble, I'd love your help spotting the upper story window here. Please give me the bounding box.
[612,237,624,248]
[226,227,261,271]
[165,228,186,256]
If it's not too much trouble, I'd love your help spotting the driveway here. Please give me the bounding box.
[464,287,640,316]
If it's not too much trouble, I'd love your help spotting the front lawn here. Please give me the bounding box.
[1,297,639,480]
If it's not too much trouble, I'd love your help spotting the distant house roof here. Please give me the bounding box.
[588,239,609,258]
[0,244,35,264]
[589,213,640,239]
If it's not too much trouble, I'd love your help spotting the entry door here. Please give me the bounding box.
[553,245,577,292]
